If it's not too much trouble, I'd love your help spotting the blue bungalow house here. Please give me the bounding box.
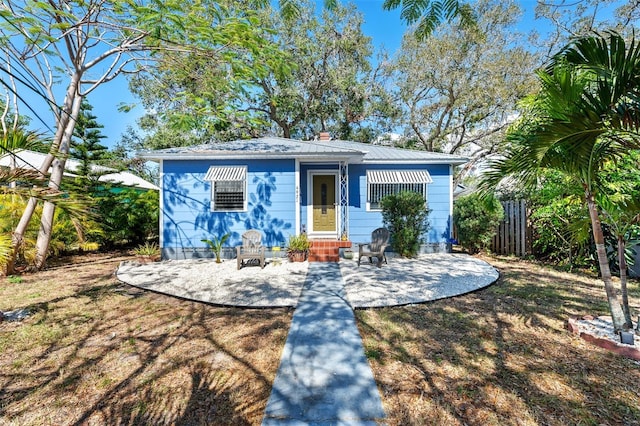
[139,136,467,261]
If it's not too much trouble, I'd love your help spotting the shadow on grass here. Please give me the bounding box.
[356,256,640,425]
[0,254,291,425]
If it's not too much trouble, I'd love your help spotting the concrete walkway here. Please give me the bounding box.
[262,263,385,425]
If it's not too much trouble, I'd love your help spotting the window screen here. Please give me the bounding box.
[366,170,431,211]
[368,183,427,210]
[205,166,247,212]
[213,180,245,211]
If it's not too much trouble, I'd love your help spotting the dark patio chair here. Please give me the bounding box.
[358,227,390,268]
[236,229,265,270]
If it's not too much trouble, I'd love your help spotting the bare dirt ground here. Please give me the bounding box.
[0,251,292,425]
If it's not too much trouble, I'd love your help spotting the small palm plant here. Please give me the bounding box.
[286,233,310,262]
[133,241,160,256]
[202,233,231,263]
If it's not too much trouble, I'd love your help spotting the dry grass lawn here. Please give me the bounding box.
[0,251,292,425]
[356,255,640,426]
[1,252,639,425]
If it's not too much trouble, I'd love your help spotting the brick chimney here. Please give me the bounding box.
[319,132,331,141]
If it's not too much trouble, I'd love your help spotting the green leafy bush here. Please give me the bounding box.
[453,193,503,254]
[95,186,159,247]
[380,190,430,258]
[524,170,593,268]
[0,232,11,274]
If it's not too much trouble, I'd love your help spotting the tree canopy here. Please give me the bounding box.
[482,32,640,331]
[129,0,382,146]
[384,0,537,185]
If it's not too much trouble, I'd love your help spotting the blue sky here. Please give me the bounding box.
[35,1,544,148]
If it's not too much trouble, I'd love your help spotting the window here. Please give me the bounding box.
[204,166,247,211]
[367,170,432,211]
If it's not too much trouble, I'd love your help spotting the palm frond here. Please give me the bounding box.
[278,0,302,20]
[0,168,47,187]
[0,232,11,272]
[552,32,640,134]
[482,32,640,205]
[0,129,43,152]
[0,169,94,221]
[383,0,472,39]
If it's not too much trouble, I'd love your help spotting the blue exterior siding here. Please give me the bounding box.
[346,164,452,249]
[160,158,454,258]
[161,159,296,256]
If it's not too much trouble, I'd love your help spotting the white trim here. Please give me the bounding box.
[449,164,454,239]
[208,165,248,212]
[365,169,431,212]
[366,169,432,184]
[143,153,464,165]
[159,160,164,251]
[295,159,300,235]
[357,159,467,165]
[204,165,246,181]
[306,170,339,238]
[143,152,362,162]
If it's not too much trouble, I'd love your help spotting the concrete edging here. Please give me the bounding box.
[566,317,640,361]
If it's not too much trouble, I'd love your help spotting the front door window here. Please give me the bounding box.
[312,174,336,233]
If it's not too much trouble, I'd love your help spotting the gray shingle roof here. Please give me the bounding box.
[138,137,468,165]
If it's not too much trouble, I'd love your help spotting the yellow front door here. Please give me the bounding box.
[312,174,336,232]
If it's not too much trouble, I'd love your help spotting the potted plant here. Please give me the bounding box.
[201,233,230,263]
[287,234,310,262]
[133,242,160,263]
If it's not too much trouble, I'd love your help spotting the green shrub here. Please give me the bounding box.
[453,193,504,254]
[380,191,430,258]
[95,187,159,247]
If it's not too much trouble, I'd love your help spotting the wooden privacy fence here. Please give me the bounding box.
[491,199,531,256]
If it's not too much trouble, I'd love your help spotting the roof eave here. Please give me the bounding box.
[138,152,365,162]
[363,158,468,166]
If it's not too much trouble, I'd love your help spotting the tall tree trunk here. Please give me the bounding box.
[10,73,82,271]
[618,235,633,329]
[7,197,36,274]
[33,92,82,269]
[586,191,626,332]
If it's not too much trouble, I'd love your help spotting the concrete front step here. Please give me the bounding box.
[309,239,352,263]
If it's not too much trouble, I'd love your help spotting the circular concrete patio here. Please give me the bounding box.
[115,253,499,308]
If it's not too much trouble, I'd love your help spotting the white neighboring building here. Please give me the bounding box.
[0,149,158,190]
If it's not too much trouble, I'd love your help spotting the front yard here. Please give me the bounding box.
[0,252,292,425]
[1,252,638,425]
[357,256,640,425]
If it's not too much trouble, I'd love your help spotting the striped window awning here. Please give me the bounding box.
[366,170,433,184]
[204,166,246,181]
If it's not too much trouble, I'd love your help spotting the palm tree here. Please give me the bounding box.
[483,32,640,332]
[597,188,640,329]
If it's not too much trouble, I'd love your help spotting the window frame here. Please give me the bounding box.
[208,166,248,212]
[366,171,429,212]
